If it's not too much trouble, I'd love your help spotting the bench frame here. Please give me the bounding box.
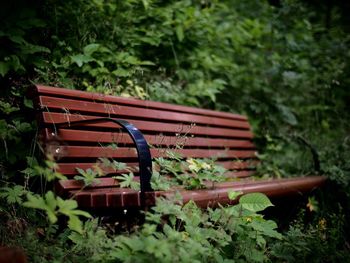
[52,118,153,193]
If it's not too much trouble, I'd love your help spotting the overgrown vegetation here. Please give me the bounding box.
[1,0,349,262]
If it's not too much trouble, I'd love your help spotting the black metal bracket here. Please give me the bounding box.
[52,117,153,193]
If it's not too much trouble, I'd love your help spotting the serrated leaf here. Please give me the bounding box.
[57,197,78,216]
[239,193,273,212]
[71,209,91,218]
[45,191,57,212]
[68,215,83,234]
[23,193,47,210]
[23,192,58,223]
[0,185,25,204]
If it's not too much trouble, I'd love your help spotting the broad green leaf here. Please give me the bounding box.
[20,43,50,54]
[0,62,10,76]
[250,219,283,239]
[23,97,33,109]
[112,68,130,77]
[83,43,100,55]
[239,193,273,212]
[139,60,155,66]
[277,104,298,126]
[70,54,94,67]
[8,35,26,44]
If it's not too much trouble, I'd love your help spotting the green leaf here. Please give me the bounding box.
[141,0,149,10]
[57,197,78,216]
[45,191,58,212]
[114,173,140,190]
[70,54,94,67]
[250,219,283,239]
[239,193,274,212]
[75,168,100,186]
[23,192,58,223]
[228,190,243,201]
[176,25,184,42]
[0,62,10,76]
[112,68,130,77]
[20,43,50,54]
[0,185,25,204]
[68,215,84,234]
[277,104,298,126]
[83,43,101,55]
[23,97,33,109]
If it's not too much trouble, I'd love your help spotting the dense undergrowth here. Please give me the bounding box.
[1,0,350,262]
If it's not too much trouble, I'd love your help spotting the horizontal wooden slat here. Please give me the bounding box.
[57,162,139,175]
[41,112,254,139]
[171,176,327,207]
[51,146,256,159]
[57,171,255,191]
[35,85,247,121]
[44,129,256,149]
[56,161,256,176]
[224,171,256,178]
[39,96,250,129]
[217,160,259,170]
[68,176,327,208]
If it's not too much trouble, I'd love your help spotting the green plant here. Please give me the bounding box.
[178,158,227,190]
[114,172,140,190]
[270,211,350,262]
[152,151,229,191]
[23,191,91,233]
[110,192,281,263]
[1,0,350,261]
[74,168,102,187]
[22,156,67,182]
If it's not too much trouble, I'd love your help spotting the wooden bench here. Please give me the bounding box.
[31,84,326,210]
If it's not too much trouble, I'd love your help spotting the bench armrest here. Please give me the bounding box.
[52,117,153,193]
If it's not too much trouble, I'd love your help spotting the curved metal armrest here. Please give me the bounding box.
[54,117,153,193]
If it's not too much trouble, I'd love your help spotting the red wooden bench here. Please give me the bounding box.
[31,84,326,210]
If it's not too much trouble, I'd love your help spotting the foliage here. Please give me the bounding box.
[23,191,91,233]
[115,172,140,190]
[74,168,102,187]
[270,211,350,262]
[0,0,350,262]
[103,192,281,263]
[152,152,229,191]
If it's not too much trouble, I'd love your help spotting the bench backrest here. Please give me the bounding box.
[32,85,257,195]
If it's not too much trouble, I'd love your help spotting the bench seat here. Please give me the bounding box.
[32,84,326,209]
